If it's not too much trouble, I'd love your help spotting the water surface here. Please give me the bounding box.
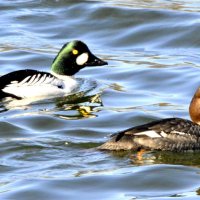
[1,0,200,199]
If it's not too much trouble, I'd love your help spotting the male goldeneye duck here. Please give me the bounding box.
[99,87,200,152]
[0,40,107,100]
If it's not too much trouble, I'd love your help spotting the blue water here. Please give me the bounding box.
[1,0,200,199]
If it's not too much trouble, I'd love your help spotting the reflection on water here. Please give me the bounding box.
[97,0,200,12]
[1,0,200,199]
[55,93,103,120]
[110,150,200,167]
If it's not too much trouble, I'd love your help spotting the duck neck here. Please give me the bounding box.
[51,56,79,76]
[51,44,82,76]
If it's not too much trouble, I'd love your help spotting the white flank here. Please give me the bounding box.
[46,76,55,84]
[76,53,89,65]
[2,76,54,98]
[2,72,79,99]
[134,130,161,138]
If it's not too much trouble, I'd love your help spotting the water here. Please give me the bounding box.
[1,0,200,199]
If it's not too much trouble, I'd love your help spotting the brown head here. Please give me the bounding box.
[189,87,200,125]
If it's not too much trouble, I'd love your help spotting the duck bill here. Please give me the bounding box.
[86,54,108,66]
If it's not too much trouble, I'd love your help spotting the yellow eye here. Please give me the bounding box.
[72,49,78,55]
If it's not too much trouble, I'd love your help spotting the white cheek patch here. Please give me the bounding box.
[76,53,89,65]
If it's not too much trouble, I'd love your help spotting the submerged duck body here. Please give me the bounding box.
[0,40,107,100]
[99,88,200,152]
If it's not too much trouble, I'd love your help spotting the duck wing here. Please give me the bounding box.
[99,118,200,151]
[0,69,62,99]
[116,118,200,140]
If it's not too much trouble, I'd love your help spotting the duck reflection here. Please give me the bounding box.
[108,150,200,167]
[54,92,103,120]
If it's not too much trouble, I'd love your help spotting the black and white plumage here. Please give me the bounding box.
[0,40,107,101]
[98,118,200,152]
[0,69,72,99]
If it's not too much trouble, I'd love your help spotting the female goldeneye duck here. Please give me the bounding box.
[99,87,200,152]
[0,40,108,100]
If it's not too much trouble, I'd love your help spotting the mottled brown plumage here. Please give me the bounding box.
[99,87,200,152]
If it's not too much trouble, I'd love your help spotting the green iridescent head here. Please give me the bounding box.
[51,40,108,76]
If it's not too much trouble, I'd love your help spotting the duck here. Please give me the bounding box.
[0,40,107,100]
[98,87,200,152]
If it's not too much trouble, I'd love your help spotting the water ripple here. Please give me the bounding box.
[1,0,200,199]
